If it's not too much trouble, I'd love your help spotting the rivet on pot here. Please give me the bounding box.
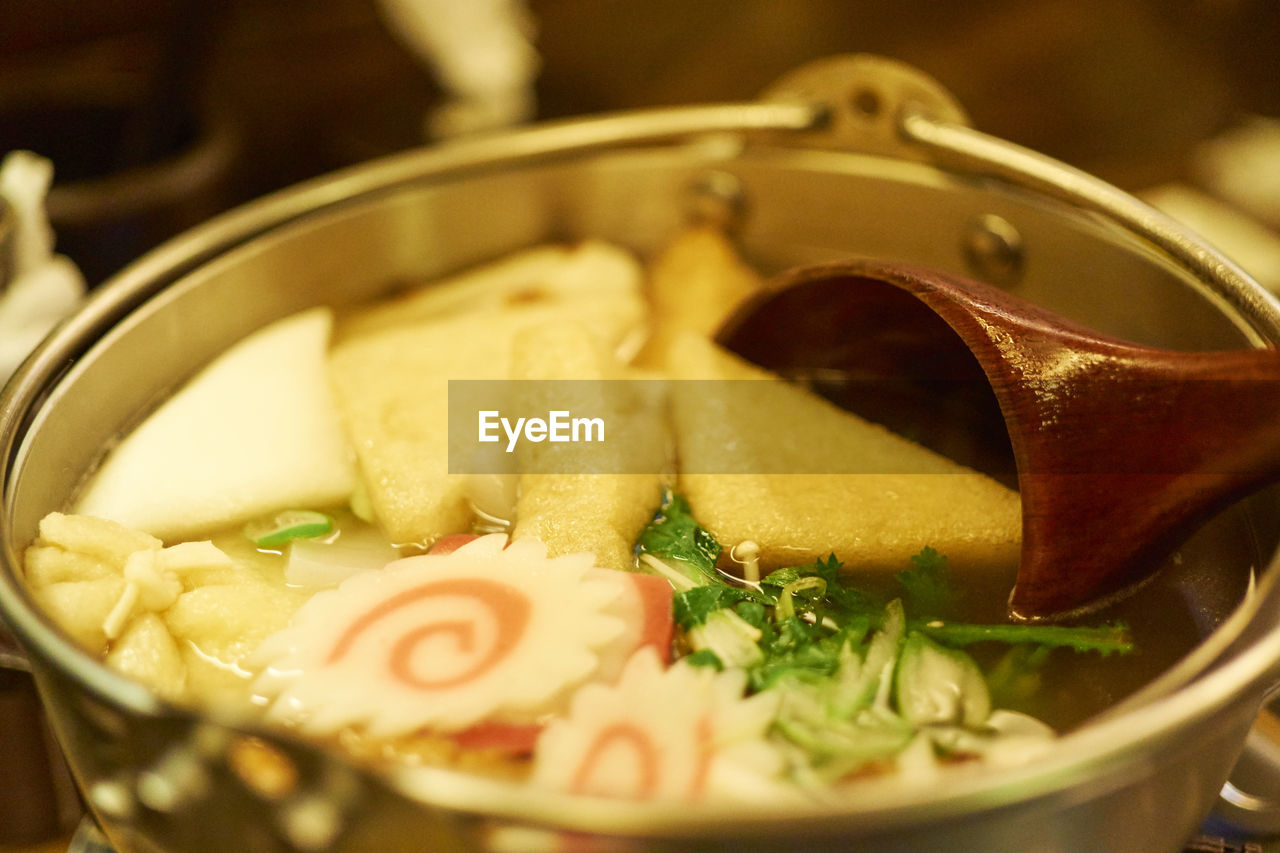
[684,171,748,234]
[849,86,884,122]
[87,778,134,820]
[963,213,1025,287]
[190,721,232,758]
[279,793,342,851]
[134,746,210,813]
[228,736,299,800]
[485,823,576,853]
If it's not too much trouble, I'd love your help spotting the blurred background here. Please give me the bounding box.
[2,1,1280,848]
[1,0,1279,286]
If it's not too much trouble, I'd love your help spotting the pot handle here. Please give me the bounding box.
[759,54,1279,344]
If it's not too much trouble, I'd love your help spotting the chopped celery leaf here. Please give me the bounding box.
[750,616,861,691]
[734,600,769,630]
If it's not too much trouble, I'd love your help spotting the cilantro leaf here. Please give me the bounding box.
[762,554,874,623]
[985,644,1052,708]
[749,614,875,692]
[894,546,955,617]
[751,616,844,689]
[635,490,722,583]
[682,649,724,670]
[673,585,755,630]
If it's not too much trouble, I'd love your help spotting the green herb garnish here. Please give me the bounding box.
[895,545,955,617]
[243,509,334,549]
[673,584,762,630]
[913,620,1134,655]
[636,489,723,585]
[631,493,1136,787]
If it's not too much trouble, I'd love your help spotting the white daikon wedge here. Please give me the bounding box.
[75,308,356,541]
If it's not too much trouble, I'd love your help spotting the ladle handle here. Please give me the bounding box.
[1119,346,1280,484]
[1008,344,1280,619]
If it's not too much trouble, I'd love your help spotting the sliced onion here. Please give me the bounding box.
[284,535,401,588]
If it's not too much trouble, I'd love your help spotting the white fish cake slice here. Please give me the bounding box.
[74,308,357,542]
[664,333,1021,573]
[532,648,784,802]
[251,535,624,738]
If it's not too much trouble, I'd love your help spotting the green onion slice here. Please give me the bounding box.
[243,510,334,548]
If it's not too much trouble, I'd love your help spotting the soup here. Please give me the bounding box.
[19,226,1218,803]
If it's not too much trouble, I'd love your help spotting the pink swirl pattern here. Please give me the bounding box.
[327,577,531,690]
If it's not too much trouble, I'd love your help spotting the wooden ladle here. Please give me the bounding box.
[716,259,1280,622]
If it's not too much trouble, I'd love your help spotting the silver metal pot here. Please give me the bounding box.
[3,55,1280,852]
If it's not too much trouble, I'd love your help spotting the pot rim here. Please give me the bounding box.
[4,73,1280,835]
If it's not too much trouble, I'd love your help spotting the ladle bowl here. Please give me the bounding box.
[717,259,1280,621]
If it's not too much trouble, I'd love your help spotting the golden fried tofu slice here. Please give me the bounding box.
[163,580,309,705]
[22,513,159,653]
[337,240,647,355]
[329,243,647,547]
[29,577,128,654]
[33,512,161,566]
[637,226,762,367]
[508,322,668,571]
[23,512,288,705]
[664,333,1021,573]
[105,612,187,702]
